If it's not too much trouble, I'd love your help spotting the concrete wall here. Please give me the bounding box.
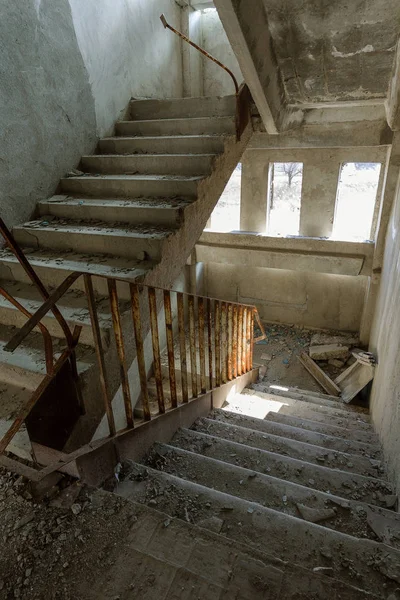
[201,9,243,96]
[204,262,367,332]
[0,0,183,230]
[369,173,400,493]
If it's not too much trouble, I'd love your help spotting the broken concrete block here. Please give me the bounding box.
[261,353,273,361]
[296,503,336,524]
[197,516,224,533]
[310,333,359,347]
[309,344,350,361]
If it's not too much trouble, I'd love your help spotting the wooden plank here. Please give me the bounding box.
[298,352,341,397]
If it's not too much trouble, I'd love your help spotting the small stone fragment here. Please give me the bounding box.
[197,516,224,533]
[71,503,82,516]
[309,344,349,360]
[296,503,336,524]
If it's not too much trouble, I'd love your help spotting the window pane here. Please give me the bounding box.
[267,162,303,236]
[332,163,381,242]
[208,163,241,232]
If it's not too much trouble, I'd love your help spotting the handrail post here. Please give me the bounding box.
[188,295,198,398]
[177,293,189,403]
[131,284,151,421]
[148,288,165,414]
[164,290,178,408]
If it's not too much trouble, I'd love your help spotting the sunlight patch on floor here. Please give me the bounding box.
[222,392,286,419]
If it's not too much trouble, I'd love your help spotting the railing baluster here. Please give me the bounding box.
[188,295,198,398]
[148,287,165,414]
[164,290,178,409]
[241,308,247,375]
[84,275,115,436]
[227,304,233,381]
[232,304,238,379]
[250,309,255,370]
[207,298,213,390]
[108,279,134,428]
[177,293,189,403]
[246,306,251,372]
[221,302,227,384]
[214,300,221,387]
[130,284,151,421]
[198,297,206,394]
[237,306,243,376]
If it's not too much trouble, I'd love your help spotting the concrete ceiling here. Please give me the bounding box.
[262,0,400,104]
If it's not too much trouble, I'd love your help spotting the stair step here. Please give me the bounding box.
[129,95,236,120]
[245,387,372,426]
[0,382,33,461]
[194,418,382,478]
[80,154,216,176]
[172,428,393,507]
[251,383,370,417]
[0,279,113,346]
[117,465,400,597]
[0,248,153,300]
[94,496,375,600]
[116,116,236,137]
[149,442,400,548]
[98,135,225,155]
[212,409,381,458]
[13,218,173,261]
[61,174,201,199]
[38,196,190,227]
[265,409,379,446]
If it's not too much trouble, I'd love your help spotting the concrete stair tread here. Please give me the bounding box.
[129,95,236,119]
[0,247,155,288]
[101,134,225,141]
[116,464,400,597]
[246,387,372,424]
[263,407,379,445]
[172,428,393,507]
[212,408,381,458]
[93,493,377,600]
[116,116,236,137]
[39,196,192,210]
[148,442,400,548]
[98,135,226,155]
[80,154,217,176]
[251,383,370,416]
[62,174,204,182]
[120,116,235,126]
[194,417,382,478]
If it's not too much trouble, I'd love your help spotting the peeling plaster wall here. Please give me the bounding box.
[369,174,400,493]
[0,0,183,230]
[204,263,367,332]
[201,9,243,96]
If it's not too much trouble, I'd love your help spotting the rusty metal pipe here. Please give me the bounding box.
[198,297,206,394]
[164,290,178,409]
[207,298,213,390]
[177,293,189,403]
[108,279,134,429]
[188,295,198,398]
[214,301,221,387]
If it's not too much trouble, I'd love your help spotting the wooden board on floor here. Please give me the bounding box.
[298,352,341,397]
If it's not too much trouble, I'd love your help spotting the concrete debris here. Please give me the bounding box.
[261,353,273,361]
[296,503,336,524]
[365,507,399,545]
[310,333,359,347]
[197,516,224,533]
[312,567,334,576]
[385,495,398,509]
[50,482,82,509]
[309,344,350,361]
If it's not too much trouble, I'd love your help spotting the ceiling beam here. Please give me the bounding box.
[386,39,400,130]
[214,0,287,134]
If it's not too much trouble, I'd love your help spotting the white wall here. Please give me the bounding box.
[0,0,183,230]
[369,172,400,493]
[201,9,243,96]
[70,0,183,136]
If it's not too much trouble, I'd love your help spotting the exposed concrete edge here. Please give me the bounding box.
[386,39,400,131]
[41,370,258,487]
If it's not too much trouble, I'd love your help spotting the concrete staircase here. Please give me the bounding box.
[0,95,251,458]
[109,383,400,599]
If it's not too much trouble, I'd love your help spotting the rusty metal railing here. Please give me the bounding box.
[160,13,251,141]
[0,267,265,471]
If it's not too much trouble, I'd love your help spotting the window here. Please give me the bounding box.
[332,163,381,242]
[267,162,303,236]
[207,163,241,232]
